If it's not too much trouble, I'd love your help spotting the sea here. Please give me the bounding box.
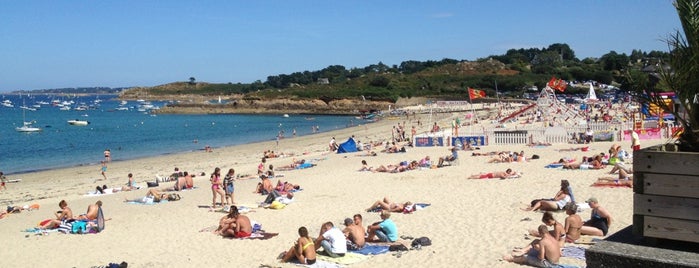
[0,94,360,175]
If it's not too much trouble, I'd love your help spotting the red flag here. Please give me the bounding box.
[547,77,567,92]
[468,88,486,100]
[554,79,567,92]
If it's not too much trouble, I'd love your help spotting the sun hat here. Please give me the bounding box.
[586,197,598,203]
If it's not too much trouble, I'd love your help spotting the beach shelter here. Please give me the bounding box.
[336,138,358,153]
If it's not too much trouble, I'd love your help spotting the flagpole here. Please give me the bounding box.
[468,88,473,134]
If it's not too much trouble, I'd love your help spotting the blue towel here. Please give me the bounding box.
[415,203,431,209]
[351,245,390,255]
[545,163,563,168]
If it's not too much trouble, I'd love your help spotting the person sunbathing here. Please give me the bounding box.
[528,212,565,248]
[41,200,74,229]
[275,180,300,192]
[218,206,252,238]
[0,205,26,219]
[487,152,513,163]
[359,160,373,171]
[468,168,520,179]
[255,175,274,195]
[366,197,411,213]
[77,201,103,221]
[280,226,317,265]
[522,181,572,212]
[563,203,583,243]
[596,169,633,187]
[125,188,180,204]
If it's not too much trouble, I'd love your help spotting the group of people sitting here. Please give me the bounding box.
[507,178,614,267]
[40,200,104,230]
[279,210,399,265]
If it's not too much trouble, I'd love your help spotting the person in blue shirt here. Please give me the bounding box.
[367,210,398,242]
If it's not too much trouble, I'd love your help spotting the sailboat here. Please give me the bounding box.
[15,99,42,132]
[585,83,598,102]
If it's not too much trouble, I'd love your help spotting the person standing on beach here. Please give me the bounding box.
[210,167,226,208]
[104,149,111,162]
[630,129,641,151]
[0,171,7,191]
[224,168,236,205]
[100,161,108,180]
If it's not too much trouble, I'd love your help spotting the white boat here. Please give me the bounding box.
[16,121,42,132]
[283,114,290,118]
[115,106,129,111]
[2,100,13,108]
[16,102,42,132]
[67,119,90,126]
[59,106,71,111]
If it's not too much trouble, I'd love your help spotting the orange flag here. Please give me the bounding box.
[468,88,486,100]
[547,77,567,92]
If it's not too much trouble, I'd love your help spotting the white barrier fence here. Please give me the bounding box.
[414,122,675,146]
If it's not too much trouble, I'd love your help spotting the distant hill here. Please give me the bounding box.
[11,87,130,95]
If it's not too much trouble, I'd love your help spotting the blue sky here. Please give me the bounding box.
[0,1,681,92]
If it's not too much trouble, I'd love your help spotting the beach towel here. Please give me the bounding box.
[591,181,631,188]
[350,245,390,255]
[126,199,169,205]
[545,163,563,168]
[23,227,59,234]
[316,252,369,265]
[561,246,586,260]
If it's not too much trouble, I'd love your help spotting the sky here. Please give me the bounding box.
[0,0,682,92]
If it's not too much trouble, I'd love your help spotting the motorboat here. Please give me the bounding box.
[283,114,290,118]
[67,119,90,126]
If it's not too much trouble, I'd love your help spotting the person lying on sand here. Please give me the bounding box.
[275,180,300,192]
[468,168,520,179]
[359,160,373,171]
[124,188,180,204]
[366,197,411,213]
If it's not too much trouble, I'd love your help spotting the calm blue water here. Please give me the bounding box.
[0,94,359,174]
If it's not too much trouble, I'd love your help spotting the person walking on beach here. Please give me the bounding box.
[100,161,108,181]
[630,128,641,151]
[0,171,7,191]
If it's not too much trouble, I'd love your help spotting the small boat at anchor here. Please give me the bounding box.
[67,119,90,126]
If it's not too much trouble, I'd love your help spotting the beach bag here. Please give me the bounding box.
[146,181,159,188]
[411,237,432,247]
[531,154,540,159]
[389,244,409,251]
[71,221,87,234]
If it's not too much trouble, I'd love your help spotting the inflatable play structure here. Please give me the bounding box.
[500,83,585,126]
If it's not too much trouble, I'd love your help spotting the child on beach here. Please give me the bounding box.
[0,171,7,191]
[224,169,236,205]
[100,161,108,180]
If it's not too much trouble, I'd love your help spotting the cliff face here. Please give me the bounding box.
[154,98,392,115]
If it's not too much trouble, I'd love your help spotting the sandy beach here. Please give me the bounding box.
[0,113,651,268]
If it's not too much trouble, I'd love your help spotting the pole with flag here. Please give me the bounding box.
[467,88,487,134]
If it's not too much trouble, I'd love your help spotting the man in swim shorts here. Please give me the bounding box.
[504,225,560,267]
[221,206,252,238]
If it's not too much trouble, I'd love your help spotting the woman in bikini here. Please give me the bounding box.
[366,197,411,213]
[280,226,316,265]
[528,211,566,247]
[563,203,583,243]
[522,181,572,211]
[210,167,226,208]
